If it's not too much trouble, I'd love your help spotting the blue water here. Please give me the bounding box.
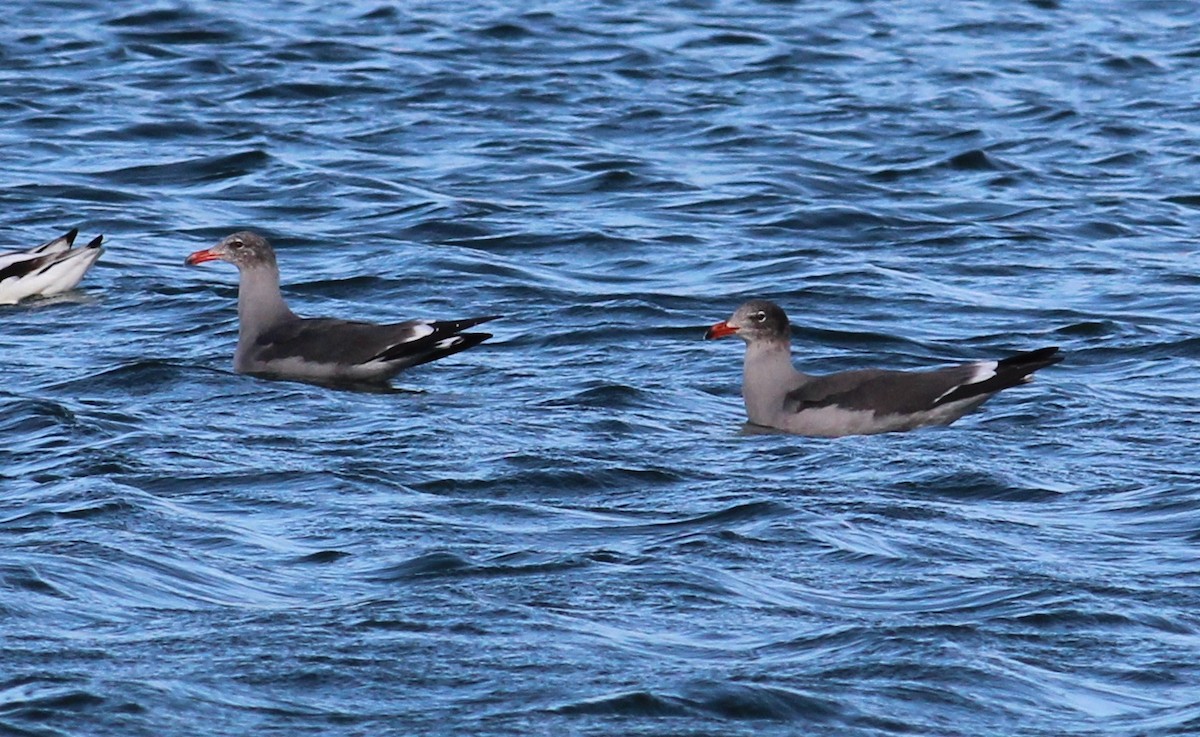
[3,1,1200,735]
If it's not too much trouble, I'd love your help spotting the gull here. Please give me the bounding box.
[186,231,498,386]
[705,299,1062,436]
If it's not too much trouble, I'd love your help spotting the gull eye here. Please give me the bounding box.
[752,310,766,323]
[229,240,245,250]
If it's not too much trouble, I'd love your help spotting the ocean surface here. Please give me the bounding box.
[3,1,1200,735]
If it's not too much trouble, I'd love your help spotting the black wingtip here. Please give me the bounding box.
[403,331,494,370]
[433,315,503,332]
[459,331,493,345]
[934,346,1063,407]
[999,346,1063,370]
[84,234,103,249]
[32,228,79,254]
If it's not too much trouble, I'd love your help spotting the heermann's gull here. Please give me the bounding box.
[0,228,104,305]
[705,299,1062,437]
[185,231,499,386]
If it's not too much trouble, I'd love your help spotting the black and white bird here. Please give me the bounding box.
[0,228,104,305]
[185,231,498,386]
[705,299,1062,437]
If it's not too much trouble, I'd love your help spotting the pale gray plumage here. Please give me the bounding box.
[705,299,1062,437]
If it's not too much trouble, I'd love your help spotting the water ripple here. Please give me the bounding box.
[3,1,1200,736]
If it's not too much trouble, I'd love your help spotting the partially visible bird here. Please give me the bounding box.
[0,228,104,305]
